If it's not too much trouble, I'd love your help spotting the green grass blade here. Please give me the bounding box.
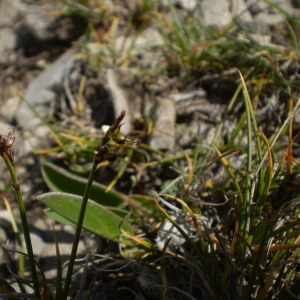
[237,70,252,238]
[53,224,63,300]
[237,69,263,239]
[250,132,273,232]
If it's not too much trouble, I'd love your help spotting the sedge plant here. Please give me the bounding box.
[61,109,130,298]
[0,130,40,298]
[0,110,130,299]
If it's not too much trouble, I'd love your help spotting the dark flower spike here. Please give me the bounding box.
[101,109,126,145]
[111,132,127,145]
[94,110,128,164]
[104,149,118,162]
[108,109,126,134]
[0,129,15,163]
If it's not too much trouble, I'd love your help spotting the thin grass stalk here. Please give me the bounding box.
[106,149,132,192]
[249,131,273,234]
[272,152,288,182]
[226,83,244,145]
[62,159,97,298]
[284,18,300,58]
[238,70,253,238]
[159,252,168,299]
[53,224,63,299]
[2,153,40,298]
[256,97,300,175]
[287,98,294,174]
[168,4,188,49]
[202,85,242,179]
[3,197,26,293]
[214,146,243,204]
[201,117,224,165]
[238,70,265,249]
[20,94,60,138]
[0,289,27,300]
[228,111,247,146]
[142,149,193,167]
[246,86,264,216]
[264,0,300,55]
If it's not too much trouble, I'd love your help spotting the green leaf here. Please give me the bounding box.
[38,192,134,242]
[44,208,76,226]
[41,162,124,207]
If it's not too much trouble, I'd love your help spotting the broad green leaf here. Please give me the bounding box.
[44,207,129,225]
[41,162,124,207]
[44,208,75,226]
[38,192,134,242]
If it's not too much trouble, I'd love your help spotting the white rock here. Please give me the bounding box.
[114,27,164,53]
[150,97,176,150]
[200,0,233,28]
[172,0,198,11]
[231,0,253,22]
[0,0,25,26]
[15,51,80,133]
[106,69,131,134]
[0,28,17,56]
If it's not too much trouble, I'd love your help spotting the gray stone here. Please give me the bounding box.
[248,0,295,25]
[17,3,85,45]
[115,27,164,52]
[29,232,45,256]
[0,120,14,135]
[0,0,25,57]
[106,69,132,134]
[0,0,85,59]
[200,0,254,28]
[26,51,79,106]
[0,28,17,58]
[231,0,253,22]
[0,96,20,124]
[200,0,233,28]
[114,27,165,71]
[171,0,198,11]
[150,97,176,150]
[0,0,24,26]
[15,51,80,131]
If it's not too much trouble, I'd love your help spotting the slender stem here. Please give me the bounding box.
[62,110,127,298]
[3,196,26,292]
[62,159,98,298]
[2,153,40,298]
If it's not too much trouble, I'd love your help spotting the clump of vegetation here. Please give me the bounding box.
[1,0,300,299]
